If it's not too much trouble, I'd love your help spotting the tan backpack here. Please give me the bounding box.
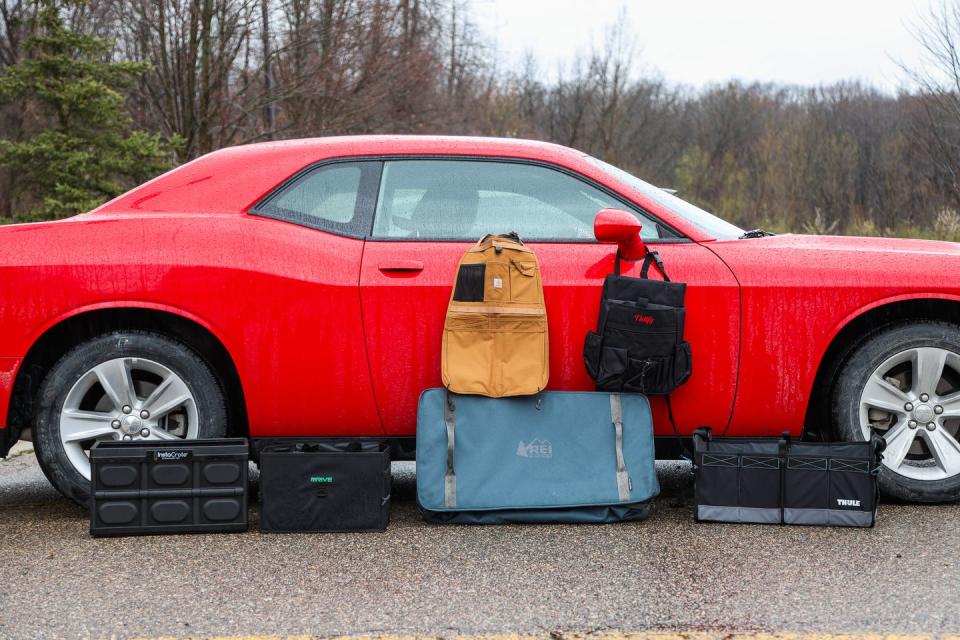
[441,232,549,397]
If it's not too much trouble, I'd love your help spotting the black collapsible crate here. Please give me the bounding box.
[693,427,885,527]
[90,439,249,537]
[259,441,390,533]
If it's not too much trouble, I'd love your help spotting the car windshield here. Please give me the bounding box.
[584,156,744,240]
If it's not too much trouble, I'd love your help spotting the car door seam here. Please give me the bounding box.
[700,241,744,436]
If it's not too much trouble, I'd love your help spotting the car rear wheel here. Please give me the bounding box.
[834,321,960,502]
[33,331,227,506]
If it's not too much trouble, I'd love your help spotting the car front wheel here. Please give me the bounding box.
[32,331,227,506]
[834,321,960,502]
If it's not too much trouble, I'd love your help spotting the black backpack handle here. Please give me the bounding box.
[479,231,523,245]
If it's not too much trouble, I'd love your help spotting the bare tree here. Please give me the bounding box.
[261,0,276,137]
[108,0,260,160]
[904,1,960,210]
[0,0,31,218]
[2,0,958,237]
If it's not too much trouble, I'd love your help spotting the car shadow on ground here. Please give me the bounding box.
[246,460,698,515]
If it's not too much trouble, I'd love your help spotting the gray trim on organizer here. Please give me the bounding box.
[696,505,782,524]
[697,505,875,527]
[784,508,874,527]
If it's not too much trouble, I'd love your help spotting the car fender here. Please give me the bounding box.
[19,299,229,359]
[821,291,960,358]
[796,291,960,437]
[0,300,240,457]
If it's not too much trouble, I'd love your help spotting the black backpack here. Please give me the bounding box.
[583,250,692,394]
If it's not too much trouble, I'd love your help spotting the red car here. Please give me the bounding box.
[1,135,959,504]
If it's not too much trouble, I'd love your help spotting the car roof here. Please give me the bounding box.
[93,136,587,216]
[235,135,580,160]
[90,135,717,241]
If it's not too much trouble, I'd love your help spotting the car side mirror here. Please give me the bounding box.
[593,208,646,260]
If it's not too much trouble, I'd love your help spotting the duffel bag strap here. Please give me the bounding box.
[665,395,692,461]
[444,392,457,508]
[610,393,631,501]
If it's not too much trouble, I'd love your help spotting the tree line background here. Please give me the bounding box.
[4,0,960,239]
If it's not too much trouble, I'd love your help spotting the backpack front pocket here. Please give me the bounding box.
[597,346,629,388]
[492,313,548,396]
[509,261,541,303]
[583,331,603,379]
[452,264,486,302]
[442,314,495,396]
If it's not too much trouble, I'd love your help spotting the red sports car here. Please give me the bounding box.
[2,135,959,505]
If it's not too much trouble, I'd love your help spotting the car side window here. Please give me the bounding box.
[253,161,378,236]
[371,159,662,241]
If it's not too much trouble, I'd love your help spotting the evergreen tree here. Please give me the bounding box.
[0,1,178,220]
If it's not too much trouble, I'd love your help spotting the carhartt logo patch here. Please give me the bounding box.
[836,498,861,507]
[517,439,553,459]
[493,277,503,289]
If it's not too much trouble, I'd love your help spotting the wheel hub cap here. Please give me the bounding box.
[120,414,143,435]
[913,404,934,423]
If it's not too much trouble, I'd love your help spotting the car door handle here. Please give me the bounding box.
[378,260,424,272]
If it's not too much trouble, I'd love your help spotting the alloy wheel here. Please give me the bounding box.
[859,346,960,481]
[59,357,199,480]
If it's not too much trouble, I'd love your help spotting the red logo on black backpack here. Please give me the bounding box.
[633,313,654,325]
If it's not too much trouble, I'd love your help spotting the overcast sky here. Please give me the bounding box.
[473,0,932,91]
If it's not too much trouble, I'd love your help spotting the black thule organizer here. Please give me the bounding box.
[90,439,249,537]
[692,428,885,527]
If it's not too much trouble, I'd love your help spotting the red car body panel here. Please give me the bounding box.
[0,358,17,432]
[1,135,959,446]
[360,240,739,435]
[709,235,960,436]
[0,214,382,436]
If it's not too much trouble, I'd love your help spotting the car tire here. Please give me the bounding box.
[833,321,960,502]
[33,331,227,507]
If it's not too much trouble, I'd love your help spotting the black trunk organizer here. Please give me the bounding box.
[90,439,249,537]
[692,428,885,527]
[259,441,390,533]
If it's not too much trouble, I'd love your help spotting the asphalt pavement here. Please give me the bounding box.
[1,442,959,639]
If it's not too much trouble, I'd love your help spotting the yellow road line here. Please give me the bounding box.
[129,633,960,640]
